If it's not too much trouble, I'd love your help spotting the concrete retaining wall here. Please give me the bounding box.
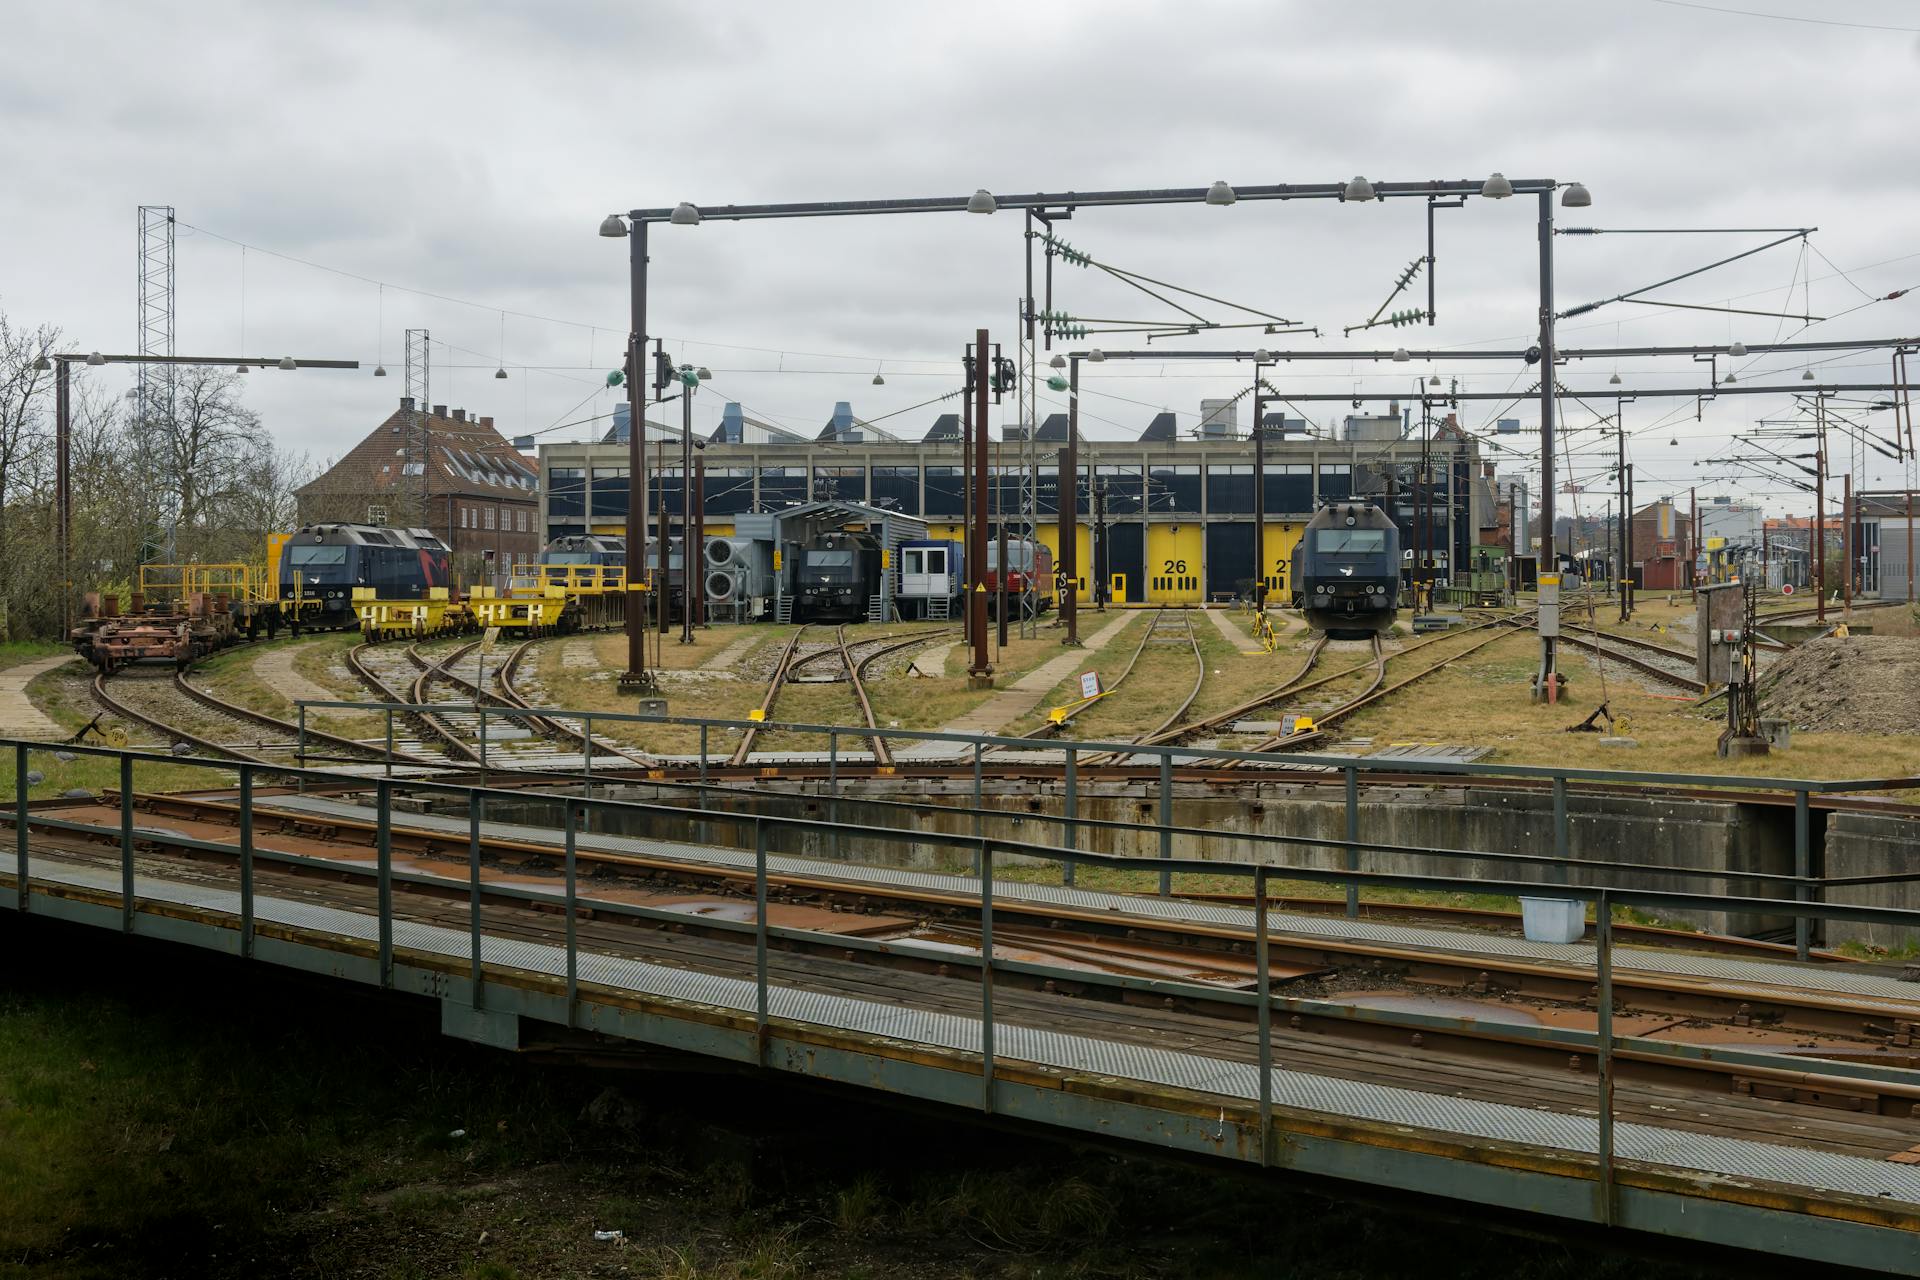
[536,777,1807,938]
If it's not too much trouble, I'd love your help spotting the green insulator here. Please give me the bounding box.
[1048,375,1070,392]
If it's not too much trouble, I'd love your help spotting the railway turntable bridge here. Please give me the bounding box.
[7,732,1920,1274]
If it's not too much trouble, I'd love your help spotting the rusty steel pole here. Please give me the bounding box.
[621,224,651,690]
[967,330,993,685]
[1252,361,1266,610]
[1062,354,1080,645]
[55,358,71,635]
[1815,394,1827,622]
[1842,471,1852,612]
[680,372,695,645]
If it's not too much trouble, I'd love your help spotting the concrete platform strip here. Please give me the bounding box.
[262,794,1920,1007]
[24,850,1920,1208]
[0,654,76,740]
[910,613,1137,750]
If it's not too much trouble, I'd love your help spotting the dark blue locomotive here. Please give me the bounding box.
[1292,502,1401,637]
[278,523,452,633]
[536,533,625,576]
[794,531,881,622]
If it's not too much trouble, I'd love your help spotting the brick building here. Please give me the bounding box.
[296,398,541,580]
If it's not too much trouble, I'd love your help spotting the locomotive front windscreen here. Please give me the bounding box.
[288,545,349,567]
[1315,529,1387,555]
[808,551,855,570]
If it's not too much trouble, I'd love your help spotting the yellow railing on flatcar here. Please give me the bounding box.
[136,562,272,605]
[506,563,629,593]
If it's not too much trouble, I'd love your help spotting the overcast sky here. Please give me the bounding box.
[5,0,1918,516]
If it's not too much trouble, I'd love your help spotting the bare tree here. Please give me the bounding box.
[129,364,264,559]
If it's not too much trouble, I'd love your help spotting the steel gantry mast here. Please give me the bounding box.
[405,329,432,535]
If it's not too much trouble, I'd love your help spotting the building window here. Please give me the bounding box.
[517,509,527,533]
[484,507,495,531]
[1206,463,1253,514]
[590,466,629,518]
[366,504,388,525]
[758,466,806,509]
[813,466,865,503]
[924,466,963,516]
[548,466,585,518]
[869,465,919,514]
[1095,465,1144,516]
[1266,464,1313,513]
[460,506,469,529]
[704,467,754,516]
[499,505,510,530]
[1147,462,1202,514]
[1319,462,1353,501]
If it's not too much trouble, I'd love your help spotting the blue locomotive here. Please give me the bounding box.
[1292,502,1401,637]
[279,523,452,633]
[793,531,881,622]
[896,538,964,620]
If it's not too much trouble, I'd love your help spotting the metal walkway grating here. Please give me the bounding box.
[26,852,1920,1208]
[265,795,1920,1007]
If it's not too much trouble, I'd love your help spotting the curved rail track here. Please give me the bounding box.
[90,667,428,768]
[1017,608,1206,748]
[346,641,487,765]
[730,625,954,767]
[1558,625,1707,695]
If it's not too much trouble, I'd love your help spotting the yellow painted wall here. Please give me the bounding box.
[1146,525,1204,603]
[1261,523,1304,599]
[1034,523,1094,602]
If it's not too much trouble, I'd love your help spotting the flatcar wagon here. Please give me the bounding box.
[896,538,963,620]
[279,523,451,633]
[1292,502,1401,637]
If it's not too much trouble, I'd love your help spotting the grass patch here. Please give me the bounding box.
[0,639,67,668]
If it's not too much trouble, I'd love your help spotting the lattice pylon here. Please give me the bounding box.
[137,205,175,425]
[405,328,431,527]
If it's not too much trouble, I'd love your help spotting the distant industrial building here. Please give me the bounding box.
[540,399,1492,605]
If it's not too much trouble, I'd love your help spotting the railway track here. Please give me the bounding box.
[1019,608,1205,746]
[49,790,1920,1126]
[346,640,487,765]
[730,625,953,766]
[1241,617,1535,753]
[1558,625,1706,695]
[89,667,427,768]
[404,640,624,772]
[493,640,653,767]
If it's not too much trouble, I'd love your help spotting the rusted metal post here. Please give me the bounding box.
[1344,765,1360,917]
[622,223,651,690]
[1815,395,1827,622]
[981,839,996,1115]
[1252,361,1267,610]
[1255,864,1272,1166]
[1596,887,1616,1226]
[1157,751,1173,896]
[56,359,71,635]
[1553,775,1569,885]
[384,707,394,779]
[1063,746,1078,888]
[754,819,770,1066]
[967,330,994,684]
[13,743,28,913]
[1794,788,1811,962]
[376,779,393,987]
[239,765,254,959]
[119,755,134,932]
[468,789,484,1008]
[564,800,578,1015]
[1842,471,1852,611]
[1062,356,1081,645]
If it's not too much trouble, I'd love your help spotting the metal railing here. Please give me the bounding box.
[288,697,1920,961]
[6,735,1920,1238]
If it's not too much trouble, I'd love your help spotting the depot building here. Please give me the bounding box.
[537,399,1498,605]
